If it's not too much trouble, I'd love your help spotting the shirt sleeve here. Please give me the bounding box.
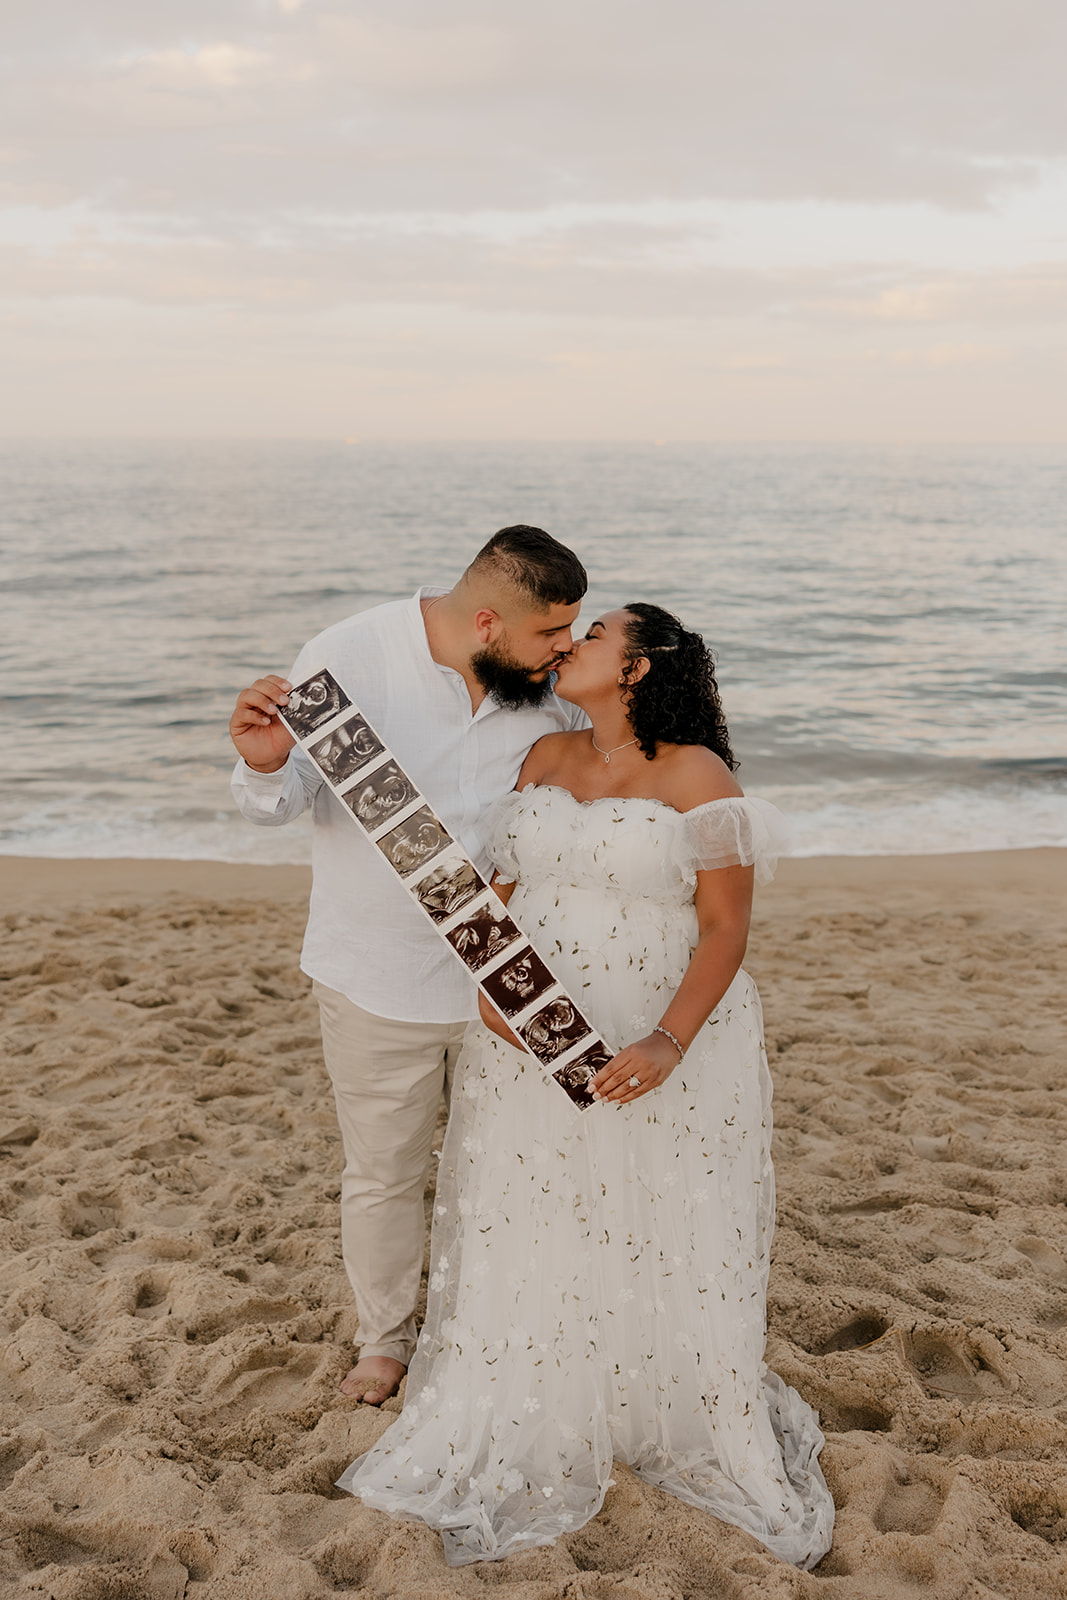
[677,796,791,886]
[230,747,324,825]
[229,638,334,826]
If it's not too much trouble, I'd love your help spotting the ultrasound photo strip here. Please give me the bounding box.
[277,668,613,1110]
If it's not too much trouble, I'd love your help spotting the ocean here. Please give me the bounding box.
[3,440,1064,864]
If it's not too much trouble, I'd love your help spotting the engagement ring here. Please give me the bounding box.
[628,1075,641,1088]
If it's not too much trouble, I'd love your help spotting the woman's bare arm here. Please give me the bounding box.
[591,861,753,1104]
[477,990,523,1048]
[590,742,752,1105]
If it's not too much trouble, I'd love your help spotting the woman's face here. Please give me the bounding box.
[553,608,635,704]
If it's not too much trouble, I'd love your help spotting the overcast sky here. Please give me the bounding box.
[3,0,1066,439]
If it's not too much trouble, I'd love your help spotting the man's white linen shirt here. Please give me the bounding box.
[231,588,585,1024]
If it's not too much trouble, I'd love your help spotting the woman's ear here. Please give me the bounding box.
[621,656,651,688]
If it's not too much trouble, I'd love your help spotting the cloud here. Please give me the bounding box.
[831,265,1067,325]
[131,44,277,92]
[2,287,1059,443]
[2,0,1066,439]
[879,342,991,367]
[3,0,1067,220]
[311,16,513,90]
[4,209,1067,339]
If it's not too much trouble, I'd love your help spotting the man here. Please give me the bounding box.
[229,525,587,1405]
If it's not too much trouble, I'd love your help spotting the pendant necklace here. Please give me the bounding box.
[591,734,638,763]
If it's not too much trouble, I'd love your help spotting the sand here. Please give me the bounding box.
[1,849,1066,1600]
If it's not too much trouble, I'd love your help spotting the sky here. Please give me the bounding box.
[2,0,1066,440]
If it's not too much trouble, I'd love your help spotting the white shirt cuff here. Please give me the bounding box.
[232,757,292,816]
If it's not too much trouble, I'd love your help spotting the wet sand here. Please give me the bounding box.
[2,849,1066,1600]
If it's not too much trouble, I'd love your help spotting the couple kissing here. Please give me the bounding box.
[229,524,833,1569]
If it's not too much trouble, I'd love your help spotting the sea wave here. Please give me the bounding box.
[2,787,1064,865]
[3,440,1064,863]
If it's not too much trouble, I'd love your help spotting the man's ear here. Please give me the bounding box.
[473,607,501,644]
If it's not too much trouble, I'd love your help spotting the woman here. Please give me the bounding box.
[337,603,834,1569]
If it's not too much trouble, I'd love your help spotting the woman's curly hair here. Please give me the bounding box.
[620,602,738,769]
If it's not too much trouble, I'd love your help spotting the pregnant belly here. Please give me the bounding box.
[508,881,698,1046]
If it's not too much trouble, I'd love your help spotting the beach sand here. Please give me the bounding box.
[2,850,1066,1600]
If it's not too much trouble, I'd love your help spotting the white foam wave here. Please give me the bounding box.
[0,806,313,864]
[1,787,1065,864]
[771,786,1067,858]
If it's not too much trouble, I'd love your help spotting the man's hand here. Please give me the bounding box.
[230,675,296,773]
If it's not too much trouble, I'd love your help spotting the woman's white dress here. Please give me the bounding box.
[337,787,834,1569]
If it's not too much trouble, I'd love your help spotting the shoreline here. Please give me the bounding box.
[3,844,1065,911]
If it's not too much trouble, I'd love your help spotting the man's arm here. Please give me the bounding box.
[231,747,324,826]
[229,671,323,825]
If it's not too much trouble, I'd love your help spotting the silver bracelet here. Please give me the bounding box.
[653,1024,685,1062]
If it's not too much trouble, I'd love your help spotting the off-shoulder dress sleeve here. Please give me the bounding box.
[675,796,791,886]
[482,789,525,885]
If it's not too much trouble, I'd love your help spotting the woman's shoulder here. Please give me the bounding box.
[516,729,585,788]
[656,743,744,813]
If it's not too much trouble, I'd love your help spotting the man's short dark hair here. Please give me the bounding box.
[468,525,587,608]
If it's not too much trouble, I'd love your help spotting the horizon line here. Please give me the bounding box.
[2,435,1066,448]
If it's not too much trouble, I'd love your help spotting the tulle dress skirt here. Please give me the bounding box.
[337,788,834,1569]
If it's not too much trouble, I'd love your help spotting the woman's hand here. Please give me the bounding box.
[592,1031,683,1105]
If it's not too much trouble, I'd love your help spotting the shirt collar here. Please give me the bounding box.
[409,584,505,720]
[409,586,453,675]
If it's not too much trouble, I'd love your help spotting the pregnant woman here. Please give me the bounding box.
[337,603,834,1570]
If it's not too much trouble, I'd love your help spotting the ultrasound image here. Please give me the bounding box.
[342,762,419,830]
[413,857,485,923]
[552,1041,614,1109]
[286,676,601,1112]
[280,670,351,739]
[519,997,592,1064]
[375,806,452,877]
[308,715,385,785]
[444,902,522,972]
[480,946,557,1019]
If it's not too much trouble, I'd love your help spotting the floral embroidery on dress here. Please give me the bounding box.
[338,788,832,1572]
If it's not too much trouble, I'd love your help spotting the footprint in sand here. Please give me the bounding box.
[59,1192,122,1240]
[1014,1236,1067,1283]
[910,1133,952,1161]
[133,1273,171,1320]
[816,1319,1011,1407]
[818,1315,891,1355]
[905,1329,1008,1401]
[210,1340,327,1415]
[182,1293,304,1345]
[873,1465,948,1535]
[1005,1486,1067,1547]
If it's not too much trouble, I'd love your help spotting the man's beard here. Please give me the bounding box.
[470,641,556,710]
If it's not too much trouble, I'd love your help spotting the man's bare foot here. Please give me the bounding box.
[339,1355,406,1405]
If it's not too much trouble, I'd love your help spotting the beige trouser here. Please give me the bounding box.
[313,979,468,1366]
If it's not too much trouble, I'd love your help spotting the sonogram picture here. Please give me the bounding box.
[279,668,615,1108]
